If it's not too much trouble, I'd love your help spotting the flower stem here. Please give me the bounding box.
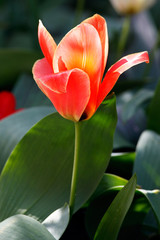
[117,16,130,59]
[69,121,81,216]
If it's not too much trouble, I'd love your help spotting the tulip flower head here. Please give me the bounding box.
[0,91,20,120]
[32,14,149,122]
[109,0,156,15]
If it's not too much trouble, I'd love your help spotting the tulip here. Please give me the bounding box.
[32,14,149,122]
[109,0,156,15]
[0,91,20,120]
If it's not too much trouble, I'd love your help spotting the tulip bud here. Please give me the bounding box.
[109,0,156,15]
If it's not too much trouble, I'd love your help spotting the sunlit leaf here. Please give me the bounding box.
[0,95,117,221]
[43,204,70,240]
[0,215,55,240]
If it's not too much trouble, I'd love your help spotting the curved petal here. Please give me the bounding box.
[53,23,102,82]
[53,22,102,119]
[97,51,149,108]
[33,58,72,93]
[33,60,90,121]
[83,14,109,77]
[38,20,57,67]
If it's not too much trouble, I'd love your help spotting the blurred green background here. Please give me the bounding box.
[1,1,160,239]
[0,0,159,86]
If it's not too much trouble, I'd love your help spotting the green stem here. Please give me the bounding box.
[69,121,81,216]
[117,16,130,59]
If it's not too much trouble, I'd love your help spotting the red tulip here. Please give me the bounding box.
[0,91,21,120]
[32,14,149,122]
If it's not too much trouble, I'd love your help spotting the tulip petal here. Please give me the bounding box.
[33,59,90,121]
[33,58,73,94]
[97,51,149,108]
[53,22,102,83]
[38,20,57,67]
[83,14,109,77]
[53,22,102,119]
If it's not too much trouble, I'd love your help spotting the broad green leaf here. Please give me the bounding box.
[0,95,117,221]
[43,204,70,240]
[0,48,42,88]
[94,174,137,240]
[0,106,54,172]
[147,81,160,134]
[133,130,160,190]
[121,89,153,122]
[0,215,55,240]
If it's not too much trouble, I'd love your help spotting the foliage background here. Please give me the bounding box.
[0,0,160,239]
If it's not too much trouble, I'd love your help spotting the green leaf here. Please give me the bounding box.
[43,204,70,240]
[133,130,160,190]
[0,48,42,88]
[113,129,134,150]
[139,189,160,227]
[0,215,55,240]
[87,174,160,235]
[90,173,128,202]
[85,174,131,239]
[0,106,54,172]
[121,89,153,122]
[86,174,155,238]
[108,152,135,179]
[13,74,52,108]
[147,81,160,134]
[133,130,160,225]
[0,95,117,221]
[94,174,137,240]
